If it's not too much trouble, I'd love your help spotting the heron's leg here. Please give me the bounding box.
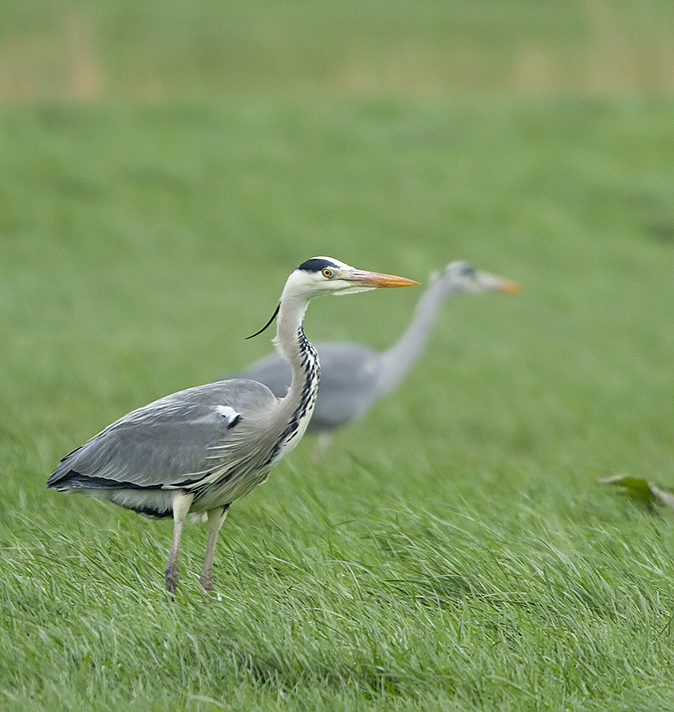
[311,432,332,462]
[199,504,230,591]
[165,491,194,594]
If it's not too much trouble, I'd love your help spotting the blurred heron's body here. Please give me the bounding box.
[242,262,519,444]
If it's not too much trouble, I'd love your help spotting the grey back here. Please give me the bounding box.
[47,379,278,491]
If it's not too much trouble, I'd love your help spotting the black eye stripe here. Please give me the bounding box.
[298,258,340,273]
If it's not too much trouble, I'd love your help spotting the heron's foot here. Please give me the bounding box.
[165,562,180,594]
[199,573,214,591]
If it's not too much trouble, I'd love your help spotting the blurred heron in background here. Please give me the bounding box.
[241,261,519,453]
[47,257,417,593]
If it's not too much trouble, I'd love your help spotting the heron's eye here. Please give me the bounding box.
[322,268,333,278]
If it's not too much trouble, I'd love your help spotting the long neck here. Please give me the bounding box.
[267,290,320,458]
[374,276,455,397]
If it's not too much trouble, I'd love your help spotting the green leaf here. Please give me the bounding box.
[597,475,674,509]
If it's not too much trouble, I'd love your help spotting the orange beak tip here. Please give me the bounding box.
[379,275,419,288]
[500,280,522,294]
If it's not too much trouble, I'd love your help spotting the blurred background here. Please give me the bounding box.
[1,0,674,100]
[2,0,674,483]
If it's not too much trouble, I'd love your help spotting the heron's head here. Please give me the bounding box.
[438,261,521,295]
[291,257,418,298]
[247,257,417,339]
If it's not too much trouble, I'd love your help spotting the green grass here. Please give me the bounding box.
[2,0,674,99]
[2,95,674,710]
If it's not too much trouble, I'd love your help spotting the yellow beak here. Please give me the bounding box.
[345,270,419,288]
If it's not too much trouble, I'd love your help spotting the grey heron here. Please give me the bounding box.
[240,261,519,451]
[47,257,417,594]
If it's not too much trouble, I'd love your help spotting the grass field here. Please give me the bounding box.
[2,96,674,711]
[2,0,674,99]
[3,1,674,710]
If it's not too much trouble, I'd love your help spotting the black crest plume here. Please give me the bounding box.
[246,302,280,340]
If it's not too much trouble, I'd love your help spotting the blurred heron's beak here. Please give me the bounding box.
[496,279,521,294]
[345,270,419,288]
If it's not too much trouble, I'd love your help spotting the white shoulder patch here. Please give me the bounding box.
[216,405,241,428]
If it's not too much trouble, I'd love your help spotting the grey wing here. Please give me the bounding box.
[47,379,277,490]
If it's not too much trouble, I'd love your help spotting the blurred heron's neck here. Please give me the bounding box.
[375,276,455,396]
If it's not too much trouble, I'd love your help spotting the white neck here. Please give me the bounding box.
[266,278,321,460]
